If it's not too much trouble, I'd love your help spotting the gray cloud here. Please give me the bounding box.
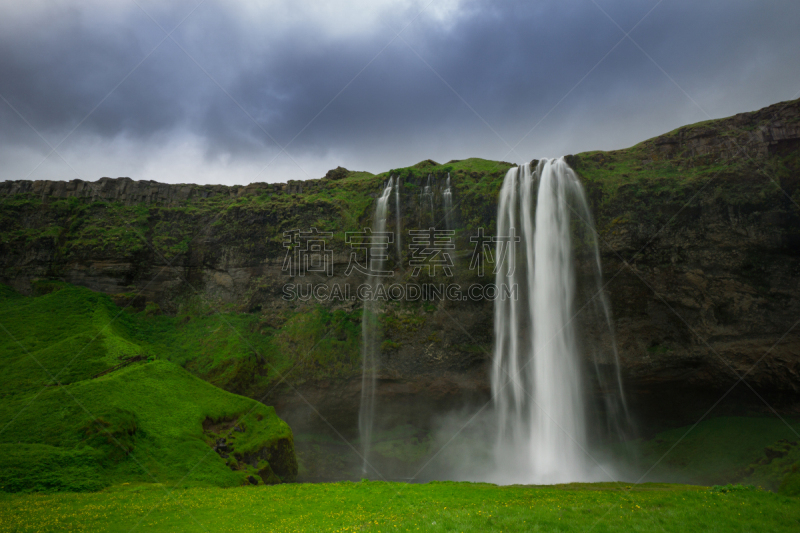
[1,0,799,184]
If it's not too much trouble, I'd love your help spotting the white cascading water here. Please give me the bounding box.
[422,174,434,218]
[394,175,402,260]
[443,173,453,230]
[491,157,627,484]
[359,177,394,475]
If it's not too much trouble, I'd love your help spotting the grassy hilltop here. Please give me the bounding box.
[0,282,296,492]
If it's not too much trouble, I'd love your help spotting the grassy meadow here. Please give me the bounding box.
[2,480,799,533]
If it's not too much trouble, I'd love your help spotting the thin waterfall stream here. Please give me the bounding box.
[422,174,434,221]
[359,176,394,475]
[443,173,453,230]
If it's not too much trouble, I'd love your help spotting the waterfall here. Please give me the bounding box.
[490,157,628,484]
[394,175,402,260]
[421,174,434,221]
[359,177,394,476]
[443,173,453,231]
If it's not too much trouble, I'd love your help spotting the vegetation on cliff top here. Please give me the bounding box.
[0,157,513,261]
[0,283,296,492]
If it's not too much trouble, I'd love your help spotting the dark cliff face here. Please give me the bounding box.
[573,98,800,426]
[2,99,800,433]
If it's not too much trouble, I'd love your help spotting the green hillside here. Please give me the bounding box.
[0,283,296,492]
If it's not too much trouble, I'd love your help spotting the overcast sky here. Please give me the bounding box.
[1,0,799,185]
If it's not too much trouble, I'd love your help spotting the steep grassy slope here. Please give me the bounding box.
[129,296,364,398]
[0,283,296,492]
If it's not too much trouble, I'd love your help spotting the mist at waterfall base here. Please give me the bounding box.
[357,159,632,485]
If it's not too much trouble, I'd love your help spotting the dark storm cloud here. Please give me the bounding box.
[1,0,799,183]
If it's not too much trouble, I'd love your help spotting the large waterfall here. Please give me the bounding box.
[359,177,394,475]
[491,157,628,484]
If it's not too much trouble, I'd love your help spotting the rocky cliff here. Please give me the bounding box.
[572,98,800,429]
[2,98,800,442]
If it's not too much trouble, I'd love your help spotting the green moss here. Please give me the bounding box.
[628,417,800,488]
[381,312,425,334]
[453,343,489,354]
[380,339,401,352]
[710,483,757,493]
[744,439,800,491]
[780,468,800,496]
[646,344,672,354]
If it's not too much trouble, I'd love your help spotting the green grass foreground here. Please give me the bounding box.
[1,481,799,533]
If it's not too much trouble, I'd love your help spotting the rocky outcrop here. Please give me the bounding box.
[203,415,297,484]
[642,98,800,162]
